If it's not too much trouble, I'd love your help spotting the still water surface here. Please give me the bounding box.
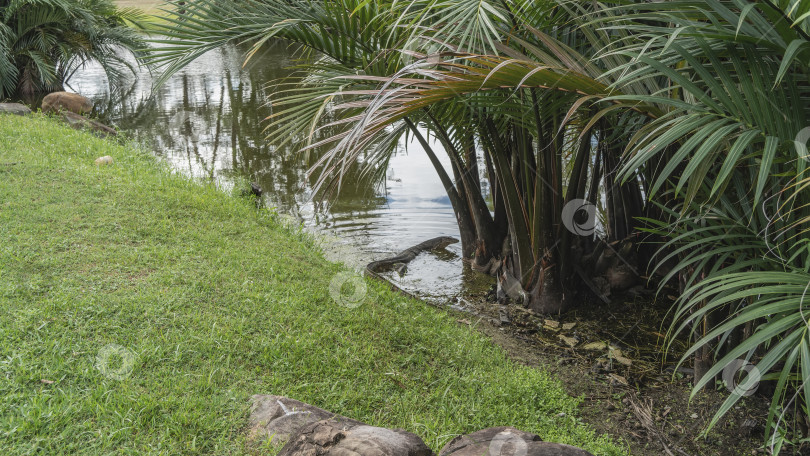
[69,41,487,301]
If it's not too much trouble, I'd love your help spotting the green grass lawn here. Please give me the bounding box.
[0,115,624,455]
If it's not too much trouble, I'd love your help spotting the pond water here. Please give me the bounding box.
[68,40,491,301]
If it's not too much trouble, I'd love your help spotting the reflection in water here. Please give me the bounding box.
[69,40,490,300]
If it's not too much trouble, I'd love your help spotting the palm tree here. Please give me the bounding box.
[0,0,145,99]
[597,0,810,446]
[322,1,664,312]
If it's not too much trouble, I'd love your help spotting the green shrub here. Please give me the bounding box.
[0,0,145,98]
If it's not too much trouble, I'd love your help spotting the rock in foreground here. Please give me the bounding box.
[0,103,31,116]
[439,427,594,456]
[248,397,595,456]
[248,395,362,445]
[95,156,114,166]
[278,419,433,456]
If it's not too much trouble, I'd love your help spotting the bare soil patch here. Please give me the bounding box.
[449,288,802,456]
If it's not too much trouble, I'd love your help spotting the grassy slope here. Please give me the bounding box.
[0,115,623,455]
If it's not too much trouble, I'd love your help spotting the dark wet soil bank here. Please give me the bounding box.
[433,285,809,456]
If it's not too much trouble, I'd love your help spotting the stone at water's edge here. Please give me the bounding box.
[0,100,115,137]
[248,395,363,446]
[277,419,434,456]
[41,91,93,115]
[0,103,32,116]
[61,112,117,138]
[438,427,594,456]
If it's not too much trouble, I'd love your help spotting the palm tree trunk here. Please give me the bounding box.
[426,112,502,265]
[404,118,478,257]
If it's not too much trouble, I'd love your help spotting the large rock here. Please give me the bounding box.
[248,395,362,445]
[439,427,594,456]
[278,419,433,456]
[0,103,32,116]
[61,111,116,137]
[41,91,93,115]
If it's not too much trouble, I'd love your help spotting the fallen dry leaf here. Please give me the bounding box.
[612,355,632,366]
[543,319,560,330]
[582,342,608,351]
[609,347,633,366]
[558,334,579,347]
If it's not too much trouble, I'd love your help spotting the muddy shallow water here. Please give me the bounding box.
[68,40,493,301]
